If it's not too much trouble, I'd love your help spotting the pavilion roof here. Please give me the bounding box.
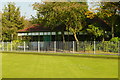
[18,24,67,33]
[18,24,52,32]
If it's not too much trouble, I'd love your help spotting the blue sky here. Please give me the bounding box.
[0,0,42,19]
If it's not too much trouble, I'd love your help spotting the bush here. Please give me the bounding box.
[96,41,119,53]
[110,37,120,42]
[12,40,24,50]
[3,40,24,51]
[83,41,119,53]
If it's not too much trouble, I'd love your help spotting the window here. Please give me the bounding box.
[35,32,39,35]
[24,33,27,36]
[28,33,32,35]
[22,33,26,35]
[69,32,73,35]
[52,32,56,35]
[64,32,68,35]
[40,32,43,35]
[47,32,51,35]
[58,32,61,35]
[18,33,22,36]
[32,33,35,35]
[44,32,48,35]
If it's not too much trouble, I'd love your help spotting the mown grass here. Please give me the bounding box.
[2,52,118,78]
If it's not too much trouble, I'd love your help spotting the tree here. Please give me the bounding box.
[24,19,32,28]
[32,2,66,42]
[85,2,120,40]
[2,3,25,41]
[87,24,104,40]
[62,3,87,42]
[32,2,88,42]
[97,2,120,38]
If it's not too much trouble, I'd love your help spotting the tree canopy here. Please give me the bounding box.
[85,2,120,40]
[32,2,88,42]
[2,3,26,41]
[98,2,120,38]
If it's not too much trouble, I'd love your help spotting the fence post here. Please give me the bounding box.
[2,41,4,51]
[73,41,75,53]
[11,41,12,51]
[7,42,8,51]
[94,41,96,54]
[38,41,40,52]
[54,41,56,52]
[24,41,25,52]
[118,41,120,54]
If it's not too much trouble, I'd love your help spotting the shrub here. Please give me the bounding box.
[3,40,24,51]
[110,37,120,42]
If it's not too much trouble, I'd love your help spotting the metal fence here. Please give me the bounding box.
[0,41,120,55]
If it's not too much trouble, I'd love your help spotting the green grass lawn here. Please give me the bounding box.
[2,52,118,78]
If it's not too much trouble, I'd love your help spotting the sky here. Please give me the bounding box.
[0,0,42,19]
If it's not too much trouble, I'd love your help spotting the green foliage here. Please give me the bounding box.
[32,2,88,42]
[95,41,119,53]
[32,2,120,41]
[101,41,119,53]
[83,41,94,51]
[12,40,24,50]
[3,40,23,50]
[78,41,119,53]
[2,2,25,41]
[110,37,120,42]
[97,2,120,38]
[97,2,119,22]
[87,25,104,38]
[87,2,120,39]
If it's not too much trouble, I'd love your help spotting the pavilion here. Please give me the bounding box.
[17,24,78,41]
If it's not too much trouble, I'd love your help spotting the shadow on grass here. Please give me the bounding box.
[2,51,119,60]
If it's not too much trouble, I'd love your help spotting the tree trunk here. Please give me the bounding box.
[111,21,114,38]
[62,31,66,51]
[102,31,105,42]
[73,33,80,51]
[74,33,79,42]
[102,36,104,42]
[62,31,65,43]
[111,9,117,38]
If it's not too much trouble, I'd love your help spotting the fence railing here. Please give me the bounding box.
[0,41,120,55]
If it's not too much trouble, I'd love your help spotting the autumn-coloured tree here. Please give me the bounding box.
[98,2,120,38]
[85,2,120,40]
